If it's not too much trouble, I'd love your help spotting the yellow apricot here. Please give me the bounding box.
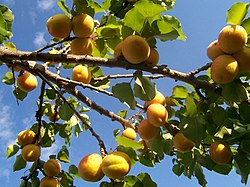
[173,132,195,153]
[137,119,159,141]
[122,127,137,140]
[17,129,36,146]
[122,35,150,64]
[17,72,38,92]
[48,105,60,122]
[146,103,168,127]
[207,40,225,60]
[72,64,92,84]
[78,153,104,182]
[209,142,232,165]
[145,91,165,107]
[22,144,41,162]
[114,40,123,58]
[218,25,247,54]
[70,38,93,55]
[210,55,239,84]
[233,46,250,72]
[145,48,159,66]
[72,13,94,38]
[44,159,61,177]
[102,151,131,179]
[46,14,72,38]
[40,176,60,187]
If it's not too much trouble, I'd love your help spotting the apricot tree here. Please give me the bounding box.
[1,1,250,187]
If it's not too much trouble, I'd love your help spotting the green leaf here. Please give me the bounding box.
[59,103,75,121]
[172,164,184,176]
[242,17,250,34]
[57,146,70,163]
[2,71,14,85]
[69,164,79,178]
[13,154,26,171]
[134,76,156,101]
[39,125,55,147]
[13,87,27,101]
[58,171,74,187]
[116,136,144,150]
[45,88,56,100]
[226,2,249,25]
[118,110,128,118]
[124,8,145,33]
[112,82,136,109]
[124,175,143,187]
[172,85,189,99]
[184,95,197,117]
[3,41,16,50]
[234,152,250,184]
[58,0,70,16]
[211,106,227,127]
[137,172,157,187]
[194,163,207,187]
[6,144,19,159]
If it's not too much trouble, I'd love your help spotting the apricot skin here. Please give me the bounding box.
[22,144,41,162]
[122,127,137,140]
[40,176,60,187]
[209,142,232,165]
[72,64,92,84]
[173,132,195,153]
[146,103,168,127]
[145,48,159,66]
[17,72,38,92]
[137,119,159,141]
[44,159,61,177]
[145,91,165,107]
[17,129,36,146]
[70,38,93,55]
[207,40,224,60]
[114,41,123,58]
[72,14,94,38]
[233,47,250,72]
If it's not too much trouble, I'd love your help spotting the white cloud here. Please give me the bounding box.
[33,32,47,48]
[41,142,59,160]
[3,0,15,7]
[0,168,10,182]
[29,11,38,25]
[37,0,56,11]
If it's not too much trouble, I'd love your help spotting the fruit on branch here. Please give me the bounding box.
[210,55,239,84]
[207,40,225,60]
[21,144,41,162]
[102,151,131,179]
[165,96,176,106]
[46,14,72,39]
[137,139,149,153]
[233,46,250,72]
[137,119,159,141]
[209,141,232,165]
[48,105,60,122]
[122,35,150,64]
[114,40,123,58]
[145,91,166,107]
[173,132,195,153]
[122,127,137,140]
[70,38,93,55]
[146,103,168,127]
[43,159,61,177]
[72,13,94,38]
[72,64,92,84]
[218,25,247,54]
[145,48,160,66]
[6,64,21,72]
[78,153,104,182]
[40,176,60,187]
[17,72,38,92]
[17,129,36,146]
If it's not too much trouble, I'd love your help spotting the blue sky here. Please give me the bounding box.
[0,0,249,187]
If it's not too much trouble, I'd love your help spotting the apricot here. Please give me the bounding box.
[122,127,137,140]
[114,40,123,58]
[173,132,195,153]
[72,13,94,38]
[70,38,93,55]
[207,40,225,60]
[102,151,131,179]
[122,35,150,64]
[233,46,250,72]
[6,64,21,72]
[209,141,232,165]
[137,139,149,153]
[137,119,159,141]
[17,129,36,146]
[218,25,247,54]
[72,64,92,84]
[145,91,165,107]
[78,153,104,182]
[17,72,38,92]
[146,103,168,127]
[40,176,60,187]
[46,14,72,38]
[165,96,176,106]
[44,159,61,177]
[22,144,41,162]
[48,105,60,122]
[210,55,239,84]
[145,48,159,66]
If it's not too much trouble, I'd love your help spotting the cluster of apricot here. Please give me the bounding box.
[46,13,94,84]
[207,25,249,84]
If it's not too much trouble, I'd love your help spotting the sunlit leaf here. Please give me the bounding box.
[57,146,70,163]
[116,136,144,150]
[58,0,70,15]
[137,172,157,187]
[226,2,249,25]
[172,85,189,99]
[2,71,14,85]
[6,144,19,159]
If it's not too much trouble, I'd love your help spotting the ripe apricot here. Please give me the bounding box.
[78,153,104,182]
[48,105,60,122]
[122,127,137,140]
[173,132,195,153]
[70,38,93,55]
[114,41,123,58]
[218,25,247,54]
[72,13,94,38]
[207,40,224,60]
[44,159,61,177]
[145,91,165,107]
[102,151,131,179]
[122,35,150,64]
[40,176,60,187]
[17,72,38,92]
[137,119,159,141]
[146,103,168,127]
[209,141,232,165]
[210,55,239,84]
[22,144,41,162]
[46,14,72,39]
[233,46,250,72]
[72,64,92,84]
[145,48,159,66]
[17,129,36,146]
